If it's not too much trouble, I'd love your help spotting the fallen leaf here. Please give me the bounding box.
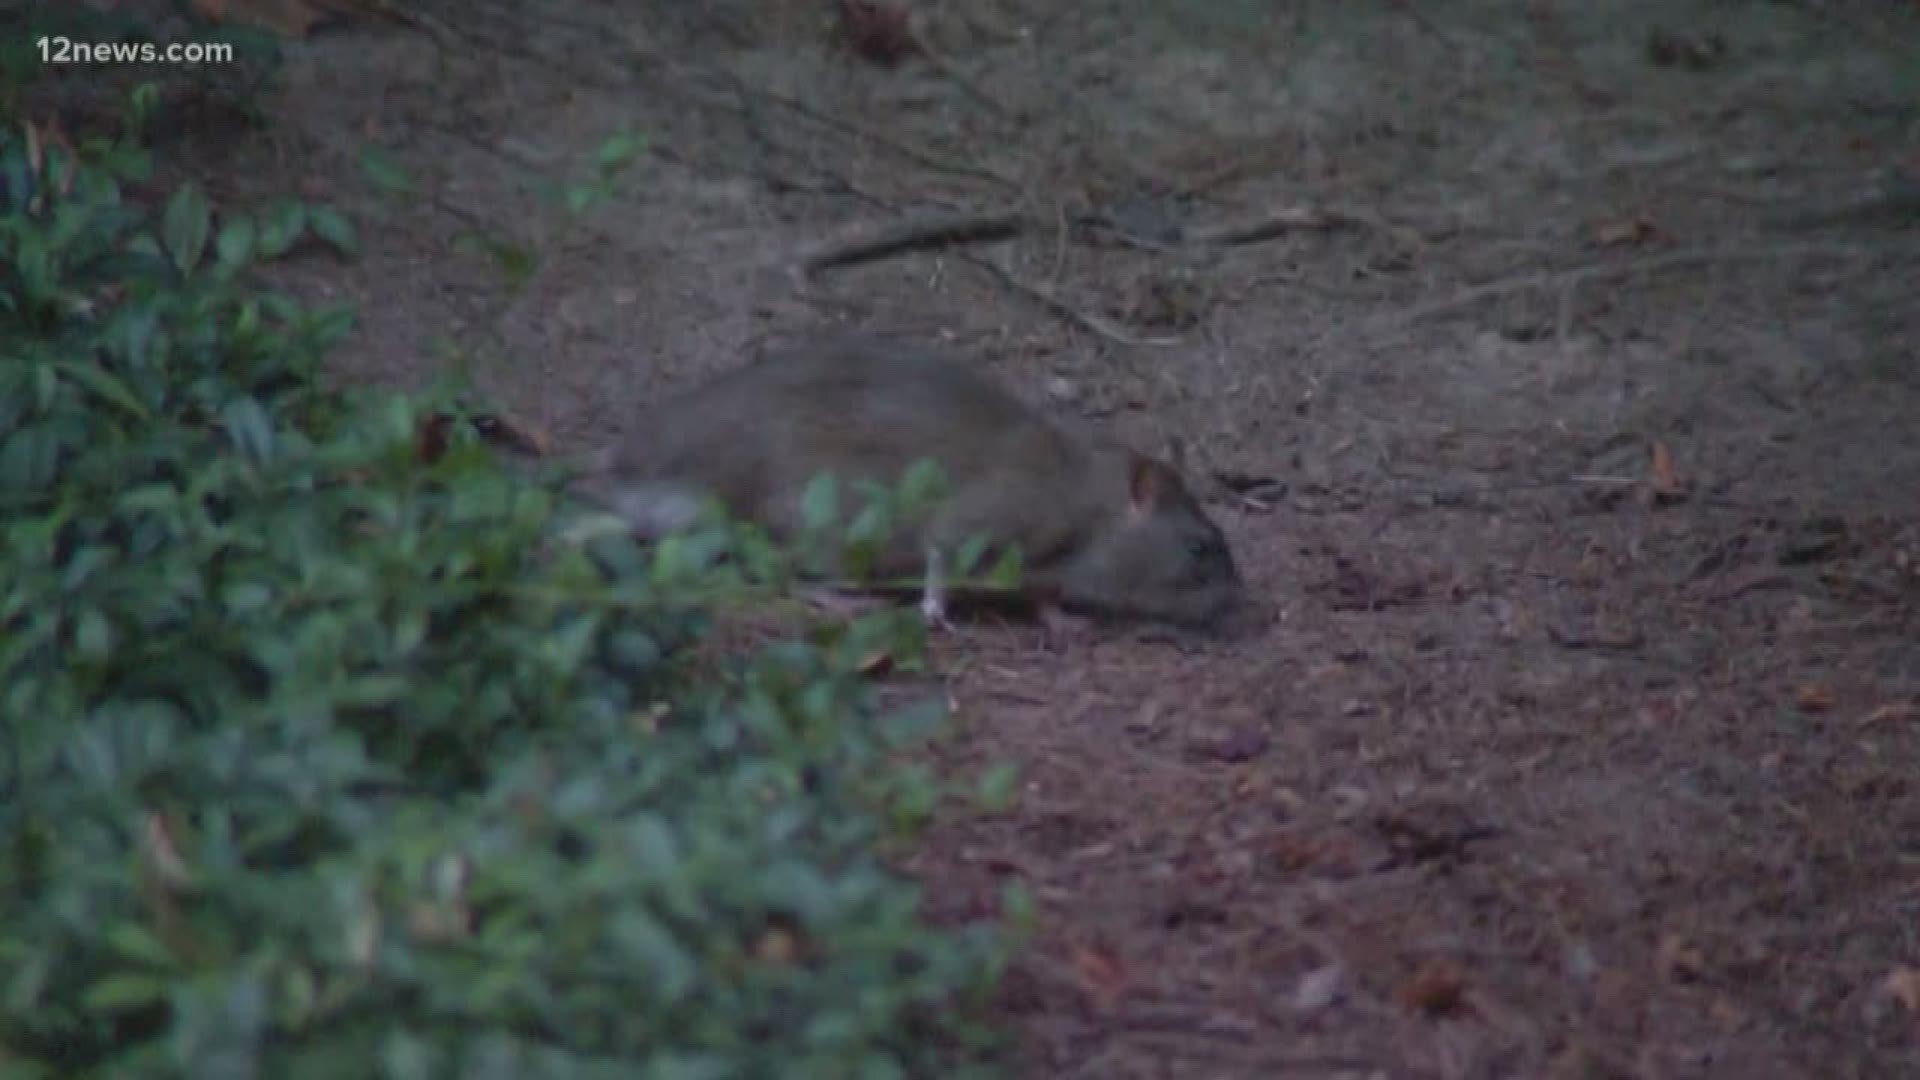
[1647,440,1686,500]
[141,811,195,889]
[1292,962,1344,1013]
[1397,958,1469,1016]
[1268,831,1325,871]
[1882,966,1920,1013]
[1183,727,1271,764]
[754,927,799,965]
[1069,942,1130,1007]
[1655,933,1707,982]
[1794,683,1835,713]
[1591,214,1660,248]
[347,902,380,968]
[1857,701,1916,727]
[1709,995,1748,1030]
[24,118,43,176]
[406,900,471,942]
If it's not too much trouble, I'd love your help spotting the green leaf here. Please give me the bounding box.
[605,629,661,675]
[357,145,414,196]
[31,363,58,412]
[953,534,990,578]
[1001,880,1037,931]
[882,696,947,746]
[234,298,261,340]
[644,1056,735,1080]
[897,457,948,511]
[119,482,181,513]
[539,614,600,673]
[379,1030,437,1080]
[622,815,681,879]
[458,234,535,290]
[55,360,150,421]
[986,546,1025,589]
[492,243,536,291]
[0,422,62,493]
[847,502,892,549]
[215,217,256,271]
[255,200,307,259]
[82,972,172,1013]
[594,130,648,172]
[13,232,53,305]
[222,582,275,615]
[800,472,841,533]
[975,762,1020,811]
[221,396,275,463]
[307,302,358,348]
[104,922,177,968]
[336,675,408,708]
[307,207,358,256]
[74,608,114,660]
[126,82,162,134]
[98,142,153,183]
[888,765,940,830]
[162,183,211,273]
[124,232,163,260]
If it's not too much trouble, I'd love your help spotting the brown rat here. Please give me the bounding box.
[579,337,1253,633]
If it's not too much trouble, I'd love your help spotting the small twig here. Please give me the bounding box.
[958,253,1181,347]
[745,84,1022,192]
[359,0,460,52]
[796,209,1027,275]
[1385,0,1461,51]
[1767,180,1920,231]
[1182,205,1373,246]
[907,19,1019,120]
[1046,200,1070,288]
[1234,269,1388,303]
[1546,623,1645,652]
[1392,243,1897,326]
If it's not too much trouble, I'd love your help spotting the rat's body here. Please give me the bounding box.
[582,338,1249,631]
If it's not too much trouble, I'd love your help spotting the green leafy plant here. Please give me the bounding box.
[0,115,1010,1079]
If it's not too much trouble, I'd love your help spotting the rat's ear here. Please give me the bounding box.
[1128,454,1166,513]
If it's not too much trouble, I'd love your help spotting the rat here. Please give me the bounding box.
[576,337,1255,634]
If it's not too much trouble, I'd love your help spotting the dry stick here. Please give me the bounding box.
[1237,269,1388,303]
[1182,205,1373,246]
[956,252,1181,347]
[907,21,1018,119]
[744,84,1023,192]
[1385,0,1461,51]
[1391,243,1894,326]
[796,209,1028,275]
[1045,200,1071,288]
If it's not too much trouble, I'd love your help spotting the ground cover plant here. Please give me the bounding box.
[0,110,1011,1080]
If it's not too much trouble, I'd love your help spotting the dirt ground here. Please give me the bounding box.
[42,0,1920,1075]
